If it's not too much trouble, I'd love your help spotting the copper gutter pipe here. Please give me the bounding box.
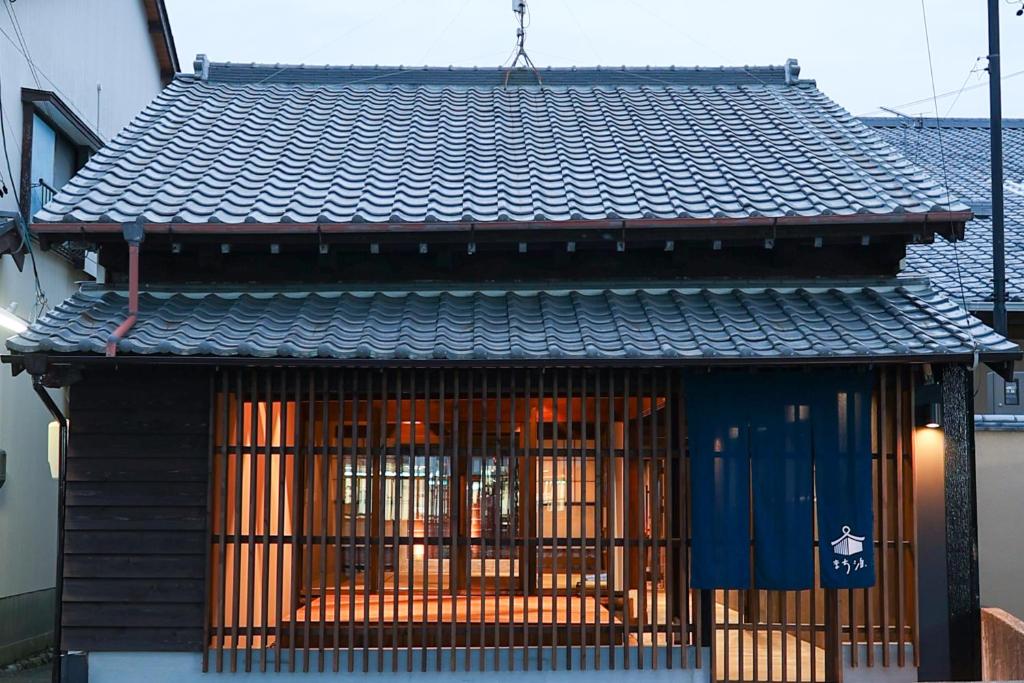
[105,221,144,357]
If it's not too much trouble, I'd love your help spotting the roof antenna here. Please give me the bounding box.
[504,0,542,87]
[879,106,924,129]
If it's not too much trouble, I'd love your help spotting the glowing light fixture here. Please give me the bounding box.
[916,364,942,429]
[48,420,62,479]
[0,302,27,334]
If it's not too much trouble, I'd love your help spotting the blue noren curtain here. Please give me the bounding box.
[813,372,876,589]
[688,374,751,589]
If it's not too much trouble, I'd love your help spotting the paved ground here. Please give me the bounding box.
[0,665,49,682]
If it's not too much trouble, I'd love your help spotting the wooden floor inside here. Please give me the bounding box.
[714,601,824,683]
[278,592,627,648]
[299,592,611,623]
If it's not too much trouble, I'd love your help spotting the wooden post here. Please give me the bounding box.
[941,365,982,681]
[824,588,842,683]
[917,364,981,681]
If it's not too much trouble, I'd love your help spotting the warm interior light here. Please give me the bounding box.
[0,305,28,334]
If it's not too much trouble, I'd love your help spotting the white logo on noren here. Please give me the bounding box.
[830,525,864,556]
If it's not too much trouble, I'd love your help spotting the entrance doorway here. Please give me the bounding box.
[708,368,917,683]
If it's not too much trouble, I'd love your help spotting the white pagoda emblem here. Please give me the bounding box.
[830,526,865,556]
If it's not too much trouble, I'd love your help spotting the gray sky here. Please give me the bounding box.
[164,0,1024,119]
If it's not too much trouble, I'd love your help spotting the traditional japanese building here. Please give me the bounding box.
[3,57,1016,683]
[865,116,1024,623]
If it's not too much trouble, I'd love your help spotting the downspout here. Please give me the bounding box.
[105,220,145,357]
[33,378,67,683]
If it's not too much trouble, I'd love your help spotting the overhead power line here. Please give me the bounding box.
[865,67,1024,117]
[919,0,978,362]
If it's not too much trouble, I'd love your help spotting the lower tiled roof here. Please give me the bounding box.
[975,414,1024,431]
[7,282,1017,363]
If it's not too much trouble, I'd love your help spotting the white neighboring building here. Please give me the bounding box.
[0,0,176,664]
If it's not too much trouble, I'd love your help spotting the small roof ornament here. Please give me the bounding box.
[194,53,210,81]
[784,58,801,85]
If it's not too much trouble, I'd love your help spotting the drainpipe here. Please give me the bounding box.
[33,377,67,683]
[105,220,144,357]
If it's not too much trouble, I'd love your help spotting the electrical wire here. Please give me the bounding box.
[0,24,97,137]
[0,62,48,318]
[865,68,1024,117]
[620,0,777,90]
[919,0,979,361]
[244,0,413,89]
[3,0,39,88]
[558,0,604,65]
[419,0,472,65]
[943,57,984,118]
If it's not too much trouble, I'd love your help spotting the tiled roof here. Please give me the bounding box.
[35,62,966,226]
[7,282,1017,362]
[975,414,1024,431]
[864,117,1024,307]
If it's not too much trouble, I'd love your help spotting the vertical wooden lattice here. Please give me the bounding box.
[711,367,918,682]
[206,368,699,672]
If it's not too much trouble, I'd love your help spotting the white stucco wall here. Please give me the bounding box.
[0,0,166,603]
[976,429,1024,619]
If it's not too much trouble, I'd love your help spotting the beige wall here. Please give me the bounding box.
[0,0,165,602]
[976,430,1024,618]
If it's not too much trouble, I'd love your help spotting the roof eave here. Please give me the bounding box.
[5,350,1019,369]
[141,0,179,83]
[30,210,972,239]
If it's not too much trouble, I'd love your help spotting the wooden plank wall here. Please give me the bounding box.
[62,367,210,651]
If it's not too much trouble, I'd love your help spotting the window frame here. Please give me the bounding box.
[19,88,102,221]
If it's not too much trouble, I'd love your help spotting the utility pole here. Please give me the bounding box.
[989,0,1007,335]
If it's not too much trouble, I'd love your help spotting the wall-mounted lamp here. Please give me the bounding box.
[48,420,62,480]
[916,364,942,429]
[0,302,28,334]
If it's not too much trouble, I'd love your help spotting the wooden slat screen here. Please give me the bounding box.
[205,368,701,672]
[205,366,918,678]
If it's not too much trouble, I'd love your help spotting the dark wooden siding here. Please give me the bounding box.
[63,367,210,652]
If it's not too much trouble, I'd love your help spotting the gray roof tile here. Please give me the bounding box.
[7,282,1016,362]
[36,64,967,226]
[864,117,1024,306]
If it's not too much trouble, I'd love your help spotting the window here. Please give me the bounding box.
[19,89,102,269]
[21,90,99,217]
[205,367,920,680]
[28,113,80,216]
[207,368,697,673]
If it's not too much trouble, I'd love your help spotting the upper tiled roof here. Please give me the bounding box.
[35,61,966,226]
[864,117,1024,307]
[6,281,1017,363]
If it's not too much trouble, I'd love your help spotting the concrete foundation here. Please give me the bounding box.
[841,644,916,683]
[87,648,711,683]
